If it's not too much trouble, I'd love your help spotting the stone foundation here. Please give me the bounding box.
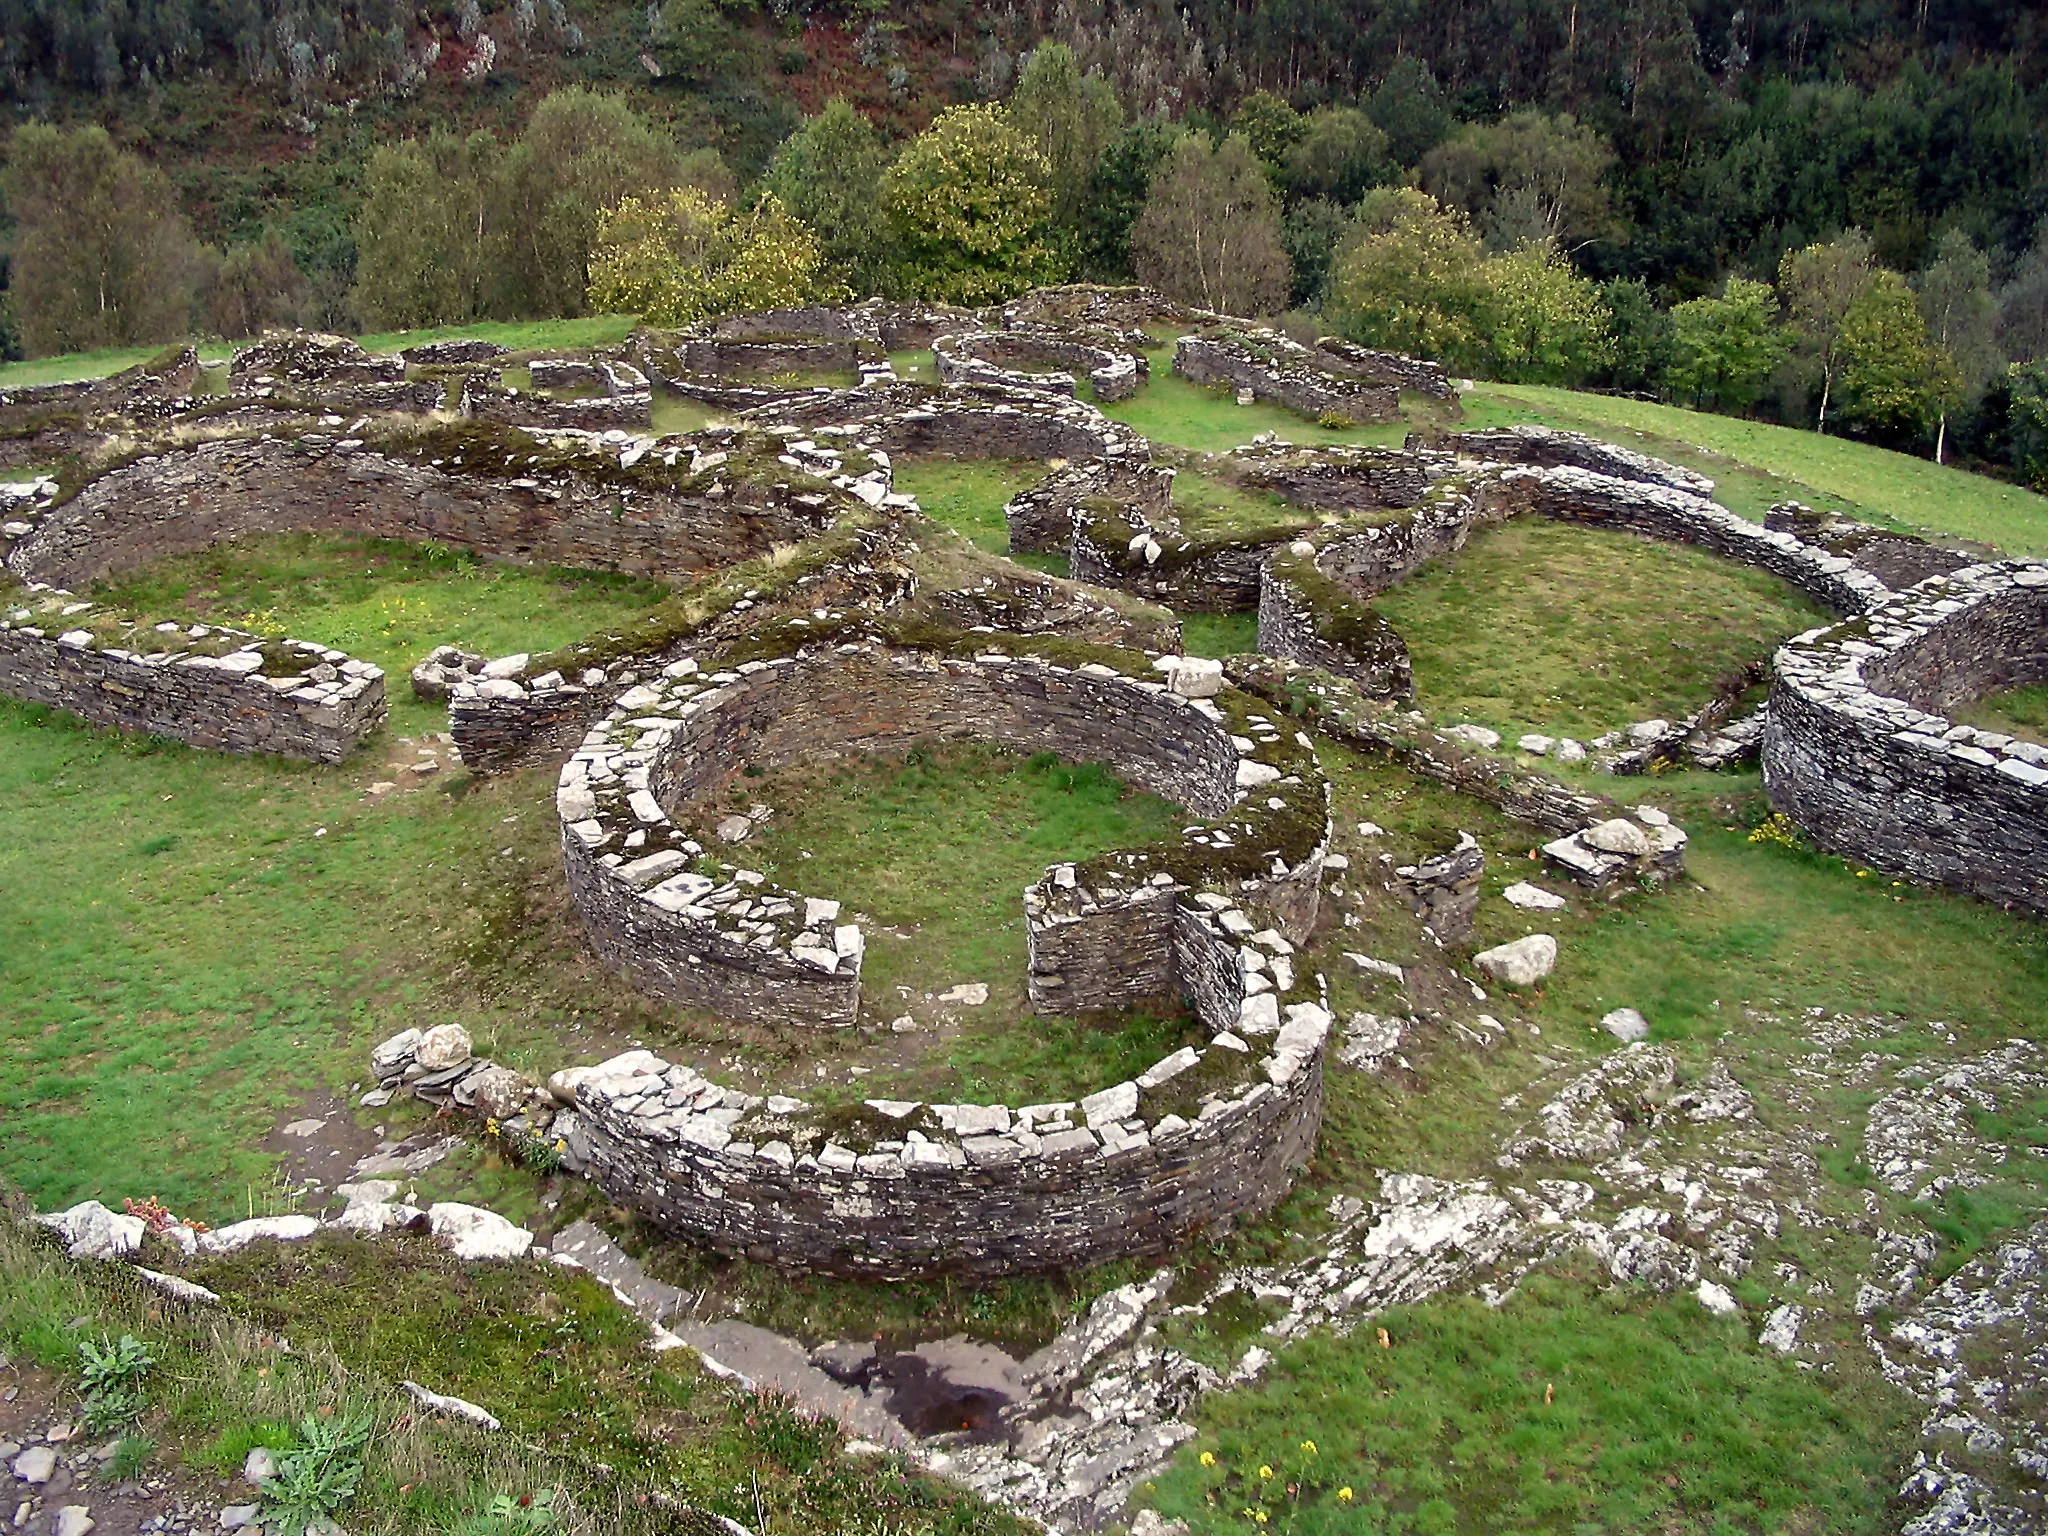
[1256,552,1413,700]
[0,581,384,761]
[1426,425,1714,496]
[1311,337,1456,400]
[1763,562,2048,914]
[1174,332,1399,423]
[934,329,1146,402]
[1004,460,1175,555]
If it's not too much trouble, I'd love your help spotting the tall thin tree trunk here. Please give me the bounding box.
[1817,367,1831,434]
[1936,414,1947,465]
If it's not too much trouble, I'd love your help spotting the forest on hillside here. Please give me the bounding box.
[2,0,2045,479]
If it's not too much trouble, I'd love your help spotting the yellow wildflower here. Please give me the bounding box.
[1300,1439,1317,1454]
[1338,1487,1355,1503]
[1258,1465,1273,1480]
[1199,1451,1216,1467]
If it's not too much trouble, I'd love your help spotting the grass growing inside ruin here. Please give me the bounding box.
[1145,1268,1905,1535]
[1950,681,2048,746]
[1470,382,2048,555]
[1371,518,1826,738]
[90,533,670,735]
[1102,347,1411,454]
[1169,468,1318,543]
[737,742,1197,1104]
[0,341,235,387]
[1180,611,1260,657]
[354,314,640,358]
[889,456,1063,570]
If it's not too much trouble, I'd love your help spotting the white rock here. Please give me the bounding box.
[1471,933,1558,987]
[38,1201,146,1261]
[53,1506,93,1536]
[1516,734,1554,755]
[370,1027,422,1079]
[937,982,988,1006]
[415,1023,473,1071]
[402,1380,501,1431]
[1502,881,1567,911]
[1234,759,1281,788]
[243,1447,277,1485]
[1601,1007,1650,1043]
[1758,1303,1804,1352]
[1627,718,1671,744]
[428,1203,531,1261]
[12,1444,56,1483]
[482,653,530,680]
[1445,723,1501,749]
[1696,1280,1740,1316]
[1582,818,1653,856]
[199,1215,321,1254]
[1555,739,1587,763]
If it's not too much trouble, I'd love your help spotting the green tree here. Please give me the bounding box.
[586,188,830,326]
[1777,229,1876,432]
[1836,269,1951,440]
[1600,277,1674,397]
[1482,243,1614,385]
[1129,133,1290,317]
[1998,226,2048,365]
[497,88,690,320]
[1419,110,1616,252]
[1284,107,1393,205]
[1229,91,1306,172]
[1667,277,1787,413]
[762,99,901,299]
[1366,56,1453,167]
[349,132,505,330]
[1074,118,1184,280]
[2008,363,2048,490]
[1324,188,1493,371]
[2,124,202,356]
[1281,198,1352,309]
[1915,230,2001,462]
[1006,42,1123,234]
[883,104,1065,305]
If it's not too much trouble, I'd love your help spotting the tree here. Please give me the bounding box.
[2008,363,2048,491]
[586,189,830,327]
[1836,270,1951,441]
[1284,107,1393,205]
[1281,198,1352,309]
[1229,91,1305,171]
[1419,110,1616,252]
[1074,118,1184,281]
[1777,229,1876,432]
[1914,229,2001,462]
[1323,188,1493,371]
[1006,42,1123,234]
[1601,277,1674,397]
[205,233,315,339]
[1667,277,1787,413]
[1366,56,1453,167]
[883,105,1065,305]
[1129,133,1290,317]
[1482,243,1614,385]
[2,124,203,356]
[762,99,902,299]
[350,132,505,330]
[1995,223,2048,365]
[497,88,690,319]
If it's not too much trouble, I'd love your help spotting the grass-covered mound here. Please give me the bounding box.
[1372,518,1826,738]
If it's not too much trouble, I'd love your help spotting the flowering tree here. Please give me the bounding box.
[586,188,832,326]
[883,104,1065,304]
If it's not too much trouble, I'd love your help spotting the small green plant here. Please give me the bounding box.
[261,1411,374,1536]
[106,1435,155,1480]
[1748,811,1807,850]
[456,1488,563,1534]
[76,1333,155,1433]
[1316,410,1357,430]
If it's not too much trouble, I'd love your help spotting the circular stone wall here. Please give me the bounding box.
[549,630,1335,1276]
[1763,561,2048,914]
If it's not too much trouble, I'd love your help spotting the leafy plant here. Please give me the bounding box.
[76,1333,155,1432]
[456,1488,563,1534]
[106,1435,155,1480]
[260,1411,374,1536]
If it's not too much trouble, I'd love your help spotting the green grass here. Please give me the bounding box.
[1103,347,1412,454]
[1169,467,1318,543]
[1145,1269,1906,1535]
[888,457,1050,557]
[1372,518,1826,738]
[89,533,670,735]
[1180,611,1260,657]
[0,342,236,387]
[1950,681,2048,747]
[1470,381,2048,556]
[738,742,1196,1104]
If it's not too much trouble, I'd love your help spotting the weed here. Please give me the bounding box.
[76,1332,155,1432]
[261,1410,375,1536]
[456,1489,564,1534]
[106,1434,156,1480]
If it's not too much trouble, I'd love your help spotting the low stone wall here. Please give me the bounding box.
[1763,501,1973,591]
[1001,284,1212,332]
[5,427,852,591]
[230,332,403,388]
[1070,507,1286,612]
[1428,425,1714,496]
[1256,552,1413,700]
[1311,337,1457,400]
[458,375,652,432]
[1175,332,1399,423]
[559,632,1329,1028]
[1763,563,2048,914]
[1005,459,1175,554]
[0,580,384,760]
[934,329,1145,402]
[740,383,1152,466]
[679,338,864,377]
[1217,441,1452,514]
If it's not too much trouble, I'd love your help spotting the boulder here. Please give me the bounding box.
[429,1202,531,1261]
[1502,881,1567,911]
[1445,723,1501,749]
[370,1027,422,1080]
[415,1023,474,1072]
[1471,933,1558,987]
[1601,1008,1651,1043]
[1582,818,1653,856]
[37,1201,146,1261]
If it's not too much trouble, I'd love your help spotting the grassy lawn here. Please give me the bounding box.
[90,534,671,736]
[1147,1269,1905,1536]
[888,456,1050,556]
[1372,518,1826,738]
[1470,381,2048,556]
[738,743,1198,1104]
[1951,680,2048,746]
[0,341,236,387]
[1104,347,1412,454]
[1170,467,1318,542]
[1180,610,1260,657]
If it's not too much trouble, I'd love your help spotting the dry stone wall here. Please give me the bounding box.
[558,633,1330,1029]
[1175,332,1399,423]
[1256,551,1414,700]
[1763,563,2048,914]
[1004,460,1175,555]
[1428,425,1715,496]
[6,428,852,591]
[1217,441,1453,513]
[934,329,1145,402]
[1311,337,1456,400]
[0,580,384,761]
[740,382,1152,466]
